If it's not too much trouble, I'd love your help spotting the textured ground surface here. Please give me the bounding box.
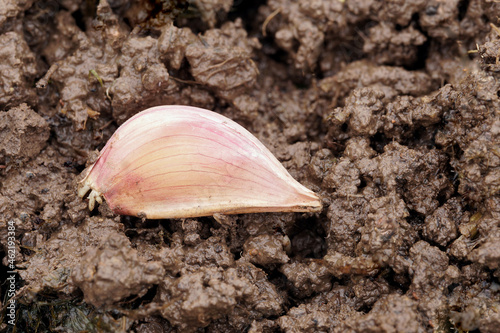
[1,0,500,332]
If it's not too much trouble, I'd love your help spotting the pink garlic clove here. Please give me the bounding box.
[78,105,322,219]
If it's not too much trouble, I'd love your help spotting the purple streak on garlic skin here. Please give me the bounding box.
[78,105,322,219]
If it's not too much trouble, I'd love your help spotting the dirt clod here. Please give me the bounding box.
[72,232,164,307]
[0,32,38,108]
[0,103,49,164]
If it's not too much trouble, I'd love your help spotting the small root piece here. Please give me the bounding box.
[88,189,103,211]
[36,62,61,89]
[78,181,103,211]
[262,8,281,37]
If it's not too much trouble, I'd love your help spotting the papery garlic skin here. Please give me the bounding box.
[78,105,322,218]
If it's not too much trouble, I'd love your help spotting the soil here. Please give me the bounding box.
[1,0,499,332]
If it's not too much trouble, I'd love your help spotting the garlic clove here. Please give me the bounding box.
[78,105,322,219]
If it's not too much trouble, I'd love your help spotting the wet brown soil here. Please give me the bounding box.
[1,0,500,332]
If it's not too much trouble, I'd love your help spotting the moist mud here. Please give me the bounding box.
[1,0,499,332]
